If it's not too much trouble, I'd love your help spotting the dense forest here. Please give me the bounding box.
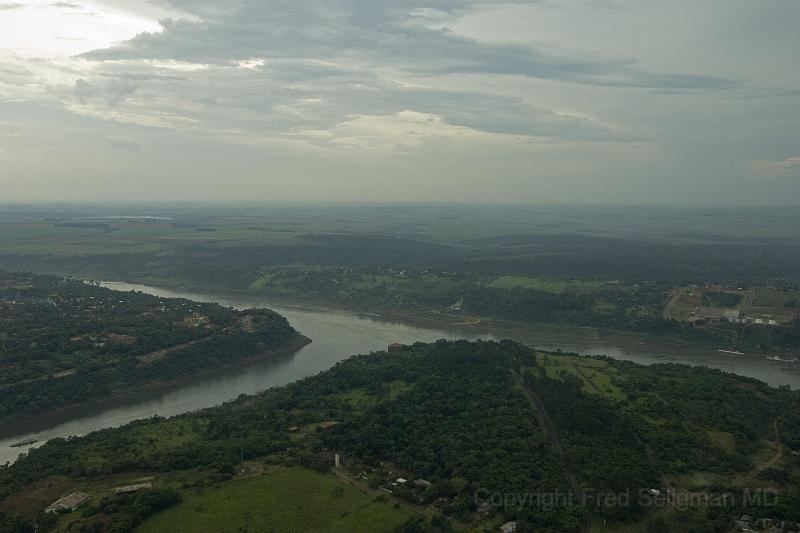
[1,341,798,532]
[3,231,800,286]
[0,271,306,425]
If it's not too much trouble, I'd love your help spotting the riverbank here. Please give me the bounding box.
[110,276,771,362]
[0,335,311,436]
[103,281,800,387]
[1,298,493,465]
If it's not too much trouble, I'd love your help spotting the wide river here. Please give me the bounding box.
[3,282,800,465]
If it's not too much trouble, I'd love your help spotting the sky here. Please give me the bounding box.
[0,0,798,205]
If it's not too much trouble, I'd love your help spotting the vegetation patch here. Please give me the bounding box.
[487,276,604,293]
[2,341,800,532]
[0,271,306,426]
[137,468,413,533]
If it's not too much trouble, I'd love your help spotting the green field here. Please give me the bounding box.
[707,430,736,454]
[137,468,413,533]
[536,353,627,401]
[750,287,797,322]
[487,276,604,293]
[664,287,701,321]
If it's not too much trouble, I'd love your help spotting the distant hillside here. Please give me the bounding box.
[1,340,799,532]
[0,270,308,426]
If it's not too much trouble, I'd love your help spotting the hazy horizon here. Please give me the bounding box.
[2,200,800,210]
[1,1,799,205]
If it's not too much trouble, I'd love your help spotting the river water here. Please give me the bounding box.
[3,282,799,465]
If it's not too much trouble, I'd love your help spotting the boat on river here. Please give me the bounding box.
[9,437,38,448]
[766,356,799,364]
[718,349,745,356]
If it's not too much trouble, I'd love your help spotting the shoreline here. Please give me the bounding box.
[108,277,773,361]
[0,335,311,438]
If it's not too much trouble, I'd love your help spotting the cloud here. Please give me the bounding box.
[106,134,142,149]
[82,0,736,92]
[0,3,24,10]
[74,78,138,106]
[0,63,34,80]
[294,110,490,151]
[750,156,800,179]
[1,0,749,149]
[1,0,799,205]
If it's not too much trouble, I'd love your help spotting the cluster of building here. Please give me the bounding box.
[692,307,780,326]
[371,470,433,499]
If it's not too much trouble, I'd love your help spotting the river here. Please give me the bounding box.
[3,282,800,465]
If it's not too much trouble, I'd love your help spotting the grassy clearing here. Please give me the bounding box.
[537,354,581,380]
[707,430,736,454]
[667,471,724,490]
[579,367,626,402]
[136,467,413,533]
[249,272,278,290]
[487,276,603,293]
[664,287,701,321]
[338,380,412,410]
[353,274,402,290]
[592,301,618,314]
[535,354,626,401]
[74,418,206,472]
[749,287,797,322]
[752,288,795,308]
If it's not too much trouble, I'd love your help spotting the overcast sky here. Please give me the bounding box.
[1,0,798,205]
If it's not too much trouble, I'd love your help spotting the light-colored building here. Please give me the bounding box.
[45,492,90,514]
[694,307,740,321]
[114,482,152,495]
